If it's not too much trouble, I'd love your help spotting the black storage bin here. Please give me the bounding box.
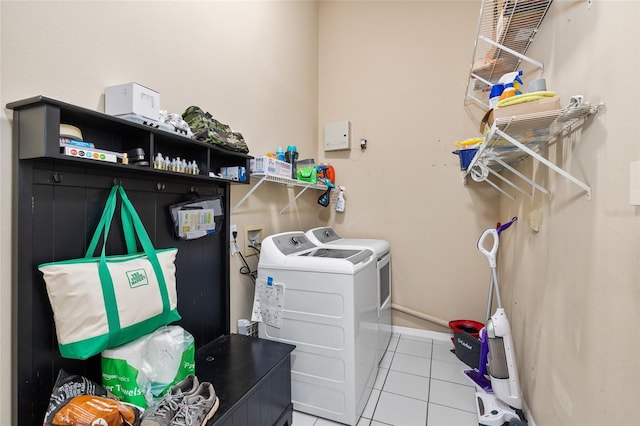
[453,330,481,369]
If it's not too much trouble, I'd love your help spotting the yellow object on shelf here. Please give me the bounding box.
[496,91,556,108]
[454,137,484,148]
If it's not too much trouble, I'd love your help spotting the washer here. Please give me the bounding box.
[306,227,392,364]
[258,231,378,426]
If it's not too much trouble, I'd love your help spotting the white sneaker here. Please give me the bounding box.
[141,375,200,426]
[171,382,219,426]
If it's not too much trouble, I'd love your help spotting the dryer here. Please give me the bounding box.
[306,227,392,364]
[258,232,378,426]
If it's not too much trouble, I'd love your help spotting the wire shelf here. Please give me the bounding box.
[465,0,554,109]
[463,100,604,201]
[231,173,329,214]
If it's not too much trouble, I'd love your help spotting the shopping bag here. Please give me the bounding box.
[38,185,181,360]
[101,325,195,408]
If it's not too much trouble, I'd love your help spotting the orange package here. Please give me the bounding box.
[47,394,140,426]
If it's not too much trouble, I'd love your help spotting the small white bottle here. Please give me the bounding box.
[154,153,164,169]
[335,186,346,212]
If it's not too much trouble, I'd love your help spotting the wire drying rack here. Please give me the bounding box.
[463,100,604,201]
[465,0,554,111]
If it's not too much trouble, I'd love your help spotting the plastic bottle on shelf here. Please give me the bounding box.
[489,84,504,108]
[498,70,523,87]
[154,153,164,169]
[285,146,298,179]
[276,147,285,162]
[498,70,524,96]
[498,82,517,101]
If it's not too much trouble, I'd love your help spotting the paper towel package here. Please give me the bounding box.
[101,326,195,408]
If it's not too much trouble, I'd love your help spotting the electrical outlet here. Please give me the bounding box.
[244,225,264,256]
[230,224,239,255]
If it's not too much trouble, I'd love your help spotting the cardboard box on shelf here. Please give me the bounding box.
[480,95,561,133]
[493,95,561,120]
[105,82,160,121]
[250,156,292,178]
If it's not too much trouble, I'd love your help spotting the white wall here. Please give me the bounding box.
[0,1,319,422]
[317,0,640,423]
[495,1,640,424]
[318,0,498,331]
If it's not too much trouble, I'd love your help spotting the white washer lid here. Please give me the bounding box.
[333,238,390,257]
[306,227,390,257]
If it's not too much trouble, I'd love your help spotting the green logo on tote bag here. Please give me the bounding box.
[126,269,149,288]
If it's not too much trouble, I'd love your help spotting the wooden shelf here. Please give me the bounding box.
[7,95,252,185]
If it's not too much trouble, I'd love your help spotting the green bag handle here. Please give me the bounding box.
[85,185,171,348]
[86,186,138,256]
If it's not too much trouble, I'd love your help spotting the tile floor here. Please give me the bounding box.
[291,330,478,426]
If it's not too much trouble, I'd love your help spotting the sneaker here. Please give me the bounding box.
[141,375,200,426]
[171,382,219,426]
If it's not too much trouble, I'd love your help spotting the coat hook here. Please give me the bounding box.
[52,172,63,183]
[113,178,122,186]
[157,182,166,191]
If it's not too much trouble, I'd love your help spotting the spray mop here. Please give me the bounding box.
[464,218,517,393]
[467,218,527,425]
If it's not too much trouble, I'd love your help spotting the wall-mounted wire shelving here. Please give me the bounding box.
[460,0,605,201]
[465,0,553,111]
[231,173,328,214]
[464,100,603,201]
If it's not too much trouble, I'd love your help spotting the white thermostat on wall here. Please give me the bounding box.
[324,120,351,151]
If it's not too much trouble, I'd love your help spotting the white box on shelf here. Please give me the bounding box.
[250,156,292,178]
[220,166,247,182]
[105,82,160,121]
[62,146,118,163]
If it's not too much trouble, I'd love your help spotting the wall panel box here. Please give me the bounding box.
[324,120,350,151]
[105,82,160,121]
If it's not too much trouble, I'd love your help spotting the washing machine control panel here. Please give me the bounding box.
[271,232,316,255]
[311,227,342,243]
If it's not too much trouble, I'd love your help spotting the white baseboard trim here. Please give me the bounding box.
[391,325,451,342]
[523,401,536,426]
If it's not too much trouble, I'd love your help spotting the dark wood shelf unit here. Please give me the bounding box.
[7,96,256,424]
[196,334,295,426]
[7,95,252,184]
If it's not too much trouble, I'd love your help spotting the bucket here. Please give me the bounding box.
[449,319,483,338]
[449,320,484,369]
[452,149,478,170]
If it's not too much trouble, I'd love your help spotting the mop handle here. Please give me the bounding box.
[491,266,503,309]
[485,270,494,320]
[477,229,498,268]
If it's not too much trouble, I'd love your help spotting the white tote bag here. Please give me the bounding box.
[39,185,180,360]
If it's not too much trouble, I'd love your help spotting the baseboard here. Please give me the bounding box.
[523,401,536,426]
[391,325,451,342]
